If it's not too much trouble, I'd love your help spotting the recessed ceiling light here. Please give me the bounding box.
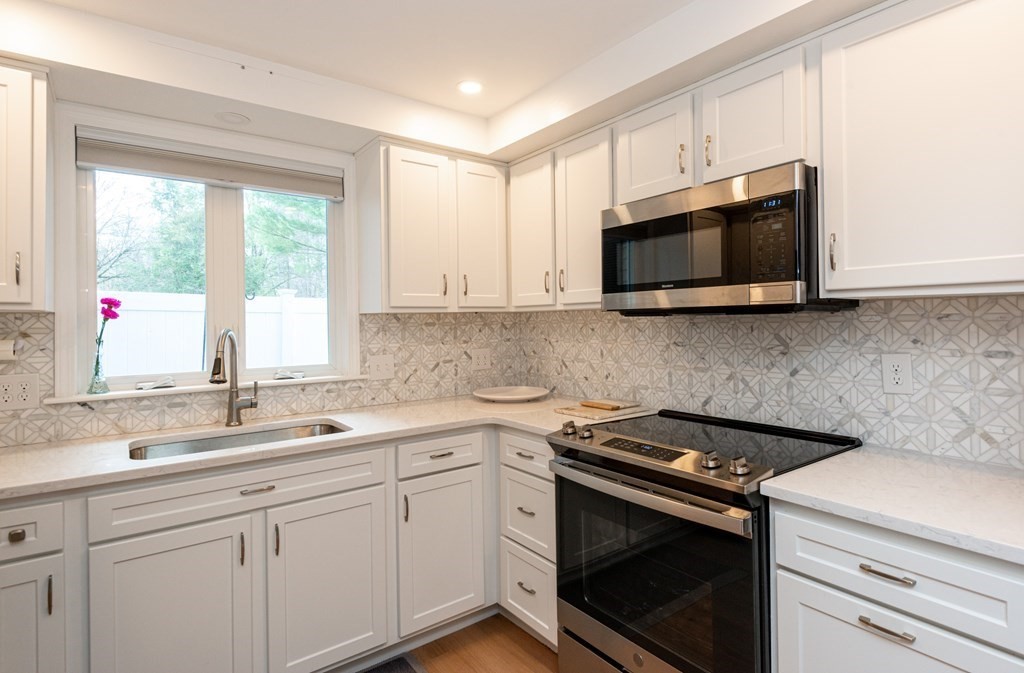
[458,80,483,95]
[215,111,252,125]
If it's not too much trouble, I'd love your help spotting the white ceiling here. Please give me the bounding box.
[41,0,696,117]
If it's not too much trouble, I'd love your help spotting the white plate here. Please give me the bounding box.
[473,386,550,403]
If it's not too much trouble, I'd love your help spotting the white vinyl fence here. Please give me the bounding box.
[99,290,328,377]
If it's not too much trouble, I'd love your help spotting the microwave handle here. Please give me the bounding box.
[549,459,752,538]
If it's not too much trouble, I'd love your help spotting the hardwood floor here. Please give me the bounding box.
[412,615,558,673]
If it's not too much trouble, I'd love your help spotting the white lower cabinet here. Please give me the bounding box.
[397,464,485,637]
[0,553,64,673]
[500,537,556,646]
[89,516,255,673]
[267,486,387,673]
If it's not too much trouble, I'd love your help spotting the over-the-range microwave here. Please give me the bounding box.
[601,162,857,314]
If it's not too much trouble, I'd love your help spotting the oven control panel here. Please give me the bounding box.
[601,437,686,462]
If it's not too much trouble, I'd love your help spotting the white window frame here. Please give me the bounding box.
[52,103,360,398]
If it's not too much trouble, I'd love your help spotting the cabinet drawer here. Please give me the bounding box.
[397,432,483,479]
[0,502,63,562]
[499,432,554,482]
[500,537,556,646]
[778,570,1024,673]
[500,466,555,561]
[775,506,1024,655]
[89,448,386,542]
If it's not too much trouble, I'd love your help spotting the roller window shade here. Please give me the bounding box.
[76,137,344,201]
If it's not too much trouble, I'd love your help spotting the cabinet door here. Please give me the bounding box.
[90,516,254,673]
[456,160,508,308]
[701,46,805,183]
[387,145,452,308]
[0,65,33,304]
[0,554,64,673]
[397,465,484,636]
[615,94,693,204]
[509,153,556,307]
[554,128,612,306]
[777,571,1024,673]
[267,486,387,673]
[821,0,1024,294]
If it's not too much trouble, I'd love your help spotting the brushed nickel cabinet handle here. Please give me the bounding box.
[240,485,275,496]
[829,233,838,271]
[403,494,409,522]
[859,563,917,587]
[442,273,448,296]
[8,528,26,543]
[517,581,536,595]
[516,506,536,517]
[678,143,686,174]
[429,451,454,460]
[705,135,712,167]
[274,523,280,556]
[515,451,535,460]
[240,532,245,566]
[544,271,550,293]
[558,269,565,292]
[47,575,53,615]
[14,252,21,286]
[463,274,468,296]
[858,616,916,644]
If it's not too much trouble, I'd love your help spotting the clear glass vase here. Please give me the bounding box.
[87,342,109,394]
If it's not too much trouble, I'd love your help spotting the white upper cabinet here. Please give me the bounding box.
[821,0,1024,296]
[614,93,693,204]
[554,128,612,306]
[0,63,47,309]
[386,145,452,309]
[509,153,556,308]
[456,159,507,308]
[701,46,806,183]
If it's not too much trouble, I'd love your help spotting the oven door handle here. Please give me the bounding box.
[550,460,753,538]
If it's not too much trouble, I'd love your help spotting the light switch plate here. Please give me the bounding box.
[368,354,395,381]
[0,373,40,410]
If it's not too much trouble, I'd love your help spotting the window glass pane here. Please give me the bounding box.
[243,189,329,369]
[95,170,207,377]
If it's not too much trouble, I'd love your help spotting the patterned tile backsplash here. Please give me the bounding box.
[1,296,1022,467]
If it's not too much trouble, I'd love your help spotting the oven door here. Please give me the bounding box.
[552,459,765,673]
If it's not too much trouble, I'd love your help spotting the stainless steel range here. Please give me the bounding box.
[547,410,861,673]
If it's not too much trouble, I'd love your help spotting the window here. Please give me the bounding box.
[63,118,357,396]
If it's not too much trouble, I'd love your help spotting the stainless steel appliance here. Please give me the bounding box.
[601,162,856,314]
[547,411,861,673]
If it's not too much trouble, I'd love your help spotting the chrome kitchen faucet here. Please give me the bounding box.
[209,328,258,426]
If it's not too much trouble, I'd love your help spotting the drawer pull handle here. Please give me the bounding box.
[404,494,410,522]
[15,252,21,286]
[8,528,27,543]
[515,451,535,460]
[274,523,281,556]
[678,143,686,174]
[858,615,916,644]
[544,271,550,293]
[429,451,455,460]
[240,532,245,566]
[859,563,917,587]
[516,506,536,517]
[704,135,712,167]
[517,581,536,595]
[240,485,276,496]
[558,269,565,292]
[47,574,53,615]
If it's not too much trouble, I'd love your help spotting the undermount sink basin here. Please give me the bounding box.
[128,420,351,460]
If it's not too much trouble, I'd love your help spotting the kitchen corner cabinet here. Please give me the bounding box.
[701,45,806,184]
[0,62,49,310]
[820,0,1024,297]
[0,554,64,673]
[614,93,693,204]
[357,140,507,312]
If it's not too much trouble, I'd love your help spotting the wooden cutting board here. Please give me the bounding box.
[554,405,652,421]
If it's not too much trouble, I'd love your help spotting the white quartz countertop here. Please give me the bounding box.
[0,395,646,501]
[762,445,1024,566]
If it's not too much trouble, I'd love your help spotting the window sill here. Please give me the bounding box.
[43,373,369,405]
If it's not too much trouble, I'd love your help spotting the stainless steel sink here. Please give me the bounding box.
[128,421,350,460]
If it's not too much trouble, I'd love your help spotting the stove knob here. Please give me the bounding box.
[561,420,578,436]
[729,456,752,476]
[700,450,722,469]
[578,425,594,439]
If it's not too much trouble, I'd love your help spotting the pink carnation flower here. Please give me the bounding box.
[101,307,120,320]
[100,297,122,309]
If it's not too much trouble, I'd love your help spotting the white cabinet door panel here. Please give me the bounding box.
[0,65,33,304]
[509,153,556,307]
[0,554,64,673]
[615,94,693,203]
[456,160,507,308]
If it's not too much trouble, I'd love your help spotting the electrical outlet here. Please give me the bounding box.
[367,353,395,381]
[470,348,492,371]
[881,353,913,395]
[0,374,39,410]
